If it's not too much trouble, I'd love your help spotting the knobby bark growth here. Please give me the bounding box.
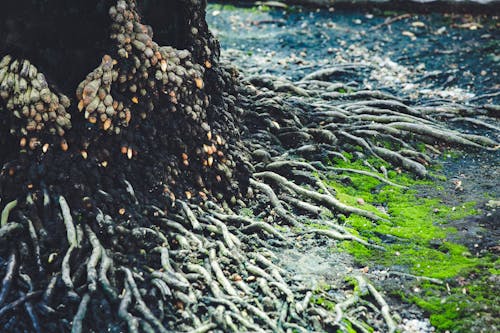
[0,0,249,203]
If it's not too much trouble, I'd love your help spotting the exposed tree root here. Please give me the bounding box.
[253,171,388,222]
[241,73,498,175]
[1,200,18,227]
[2,63,496,331]
[235,62,498,332]
[0,176,400,332]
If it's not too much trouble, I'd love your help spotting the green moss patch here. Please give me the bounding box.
[322,156,498,332]
[209,3,272,13]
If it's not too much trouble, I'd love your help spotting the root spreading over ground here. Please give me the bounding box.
[1,1,498,332]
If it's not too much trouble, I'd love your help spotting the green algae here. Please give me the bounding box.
[338,322,358,333]
[209,3,272,13]
[239,207,255,218]
[312,295,336,311]
[321,156,498,332]
[399,275,499,332]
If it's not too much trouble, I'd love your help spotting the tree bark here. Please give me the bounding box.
[0,0,249,206]
[0,1,252,330]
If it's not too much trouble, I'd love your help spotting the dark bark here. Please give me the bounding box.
[0,3,250,330]
[0,0,250,205]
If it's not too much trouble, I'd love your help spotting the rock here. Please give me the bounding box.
[486,200,500,209]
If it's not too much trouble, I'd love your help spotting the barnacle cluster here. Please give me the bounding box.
[76,0,210,135]
[74,0,242,198]
[76,55,124,133]
[0,0,245,200]
[0,55,72,148]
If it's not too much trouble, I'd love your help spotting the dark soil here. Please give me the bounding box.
[208,3,499,104]
[439,149,499,256]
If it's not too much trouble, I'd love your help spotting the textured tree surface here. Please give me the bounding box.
[0,0,249,202]
[0,1,253,331]
[0,1,498,333]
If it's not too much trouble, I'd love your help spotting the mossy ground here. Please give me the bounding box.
[321,154,499,332]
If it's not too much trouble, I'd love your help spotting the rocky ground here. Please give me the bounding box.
[209,2,499,103]
[207,2,499,332]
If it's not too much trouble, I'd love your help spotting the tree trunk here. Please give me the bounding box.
[0,1,250,331]
[0,0,249,205]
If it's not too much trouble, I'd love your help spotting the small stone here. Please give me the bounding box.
[486,200,500,208]
[402,31,417,40]
[435,26,447,35]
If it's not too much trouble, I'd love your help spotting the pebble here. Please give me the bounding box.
[486,200,500,208]
[435,26,447,35]
[412,21,426,28]
[400,318,435,333]
[402,31,417,40]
